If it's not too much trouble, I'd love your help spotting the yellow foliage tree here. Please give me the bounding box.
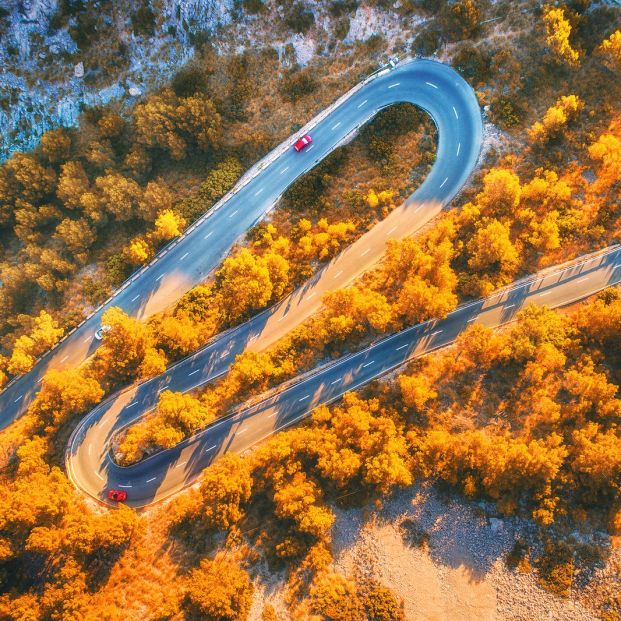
[94,307,159,383]
[477,168,521,214]
[296,218,356,262]
[528,95,584,144]
[29,368,104,427]
[311,394,412,493]
[273,471,335,538]
[124,236,152,265]
[543,6,580,67]
[588,116,621,192]
[153,209,185,242]
[467,219,519,275]
[598,30,621,70]
[185,557,253,620]
[527,210,561,252]
[137,346,168,380]
[310,573,365,621]
[138,179,175,222]
[320,287,393,343]
[7,311,64,376]
[39,128,71,163]
[217,248,290,321]
[197,453,253,530]
[95,172,142,221]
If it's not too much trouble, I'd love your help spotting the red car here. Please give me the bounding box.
[107,489,127,502]
[293,134,312,152]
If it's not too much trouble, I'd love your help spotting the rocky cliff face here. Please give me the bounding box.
[0,0,411,162]
[0,0,237,161]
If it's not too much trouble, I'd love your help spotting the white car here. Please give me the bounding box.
[94,325,112,340]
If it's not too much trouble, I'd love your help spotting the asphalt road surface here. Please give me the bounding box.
[0,58,482,428]
[67,245,621,507]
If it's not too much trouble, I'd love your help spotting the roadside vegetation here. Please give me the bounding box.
[1,1,621,619]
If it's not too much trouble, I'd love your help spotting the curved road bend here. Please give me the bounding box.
[67,245,621,508]
[0,58,482,428]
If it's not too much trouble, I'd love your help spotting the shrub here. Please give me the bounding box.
[412,29,441,56]
[535,541,574,597]
[131,5,156,36]
[310,573,365,621]
[285,2,315,34]
[243,0,264,14]
[363,584,405,621]
[185,557,253,620]
[171,65,208,97]
[282,67,318,102]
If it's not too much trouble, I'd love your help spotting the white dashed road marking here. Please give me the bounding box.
[426,81,438,89]
[388,82,400,89]
[205,445,217,452]
[254,188,263,196]
[180,252,189,260]
[331,378,342,385]
[60,355,69,363]
[453,106,459,119]
[456,142,461,156]
[189,369,200,376]
[361,248,371,257]
[14,395,22,403]
[362,361,375,368]
[396,344,408,351]
[331,122,341,130]
[119,484,132,488]
[228,209,239,218]
[440,177,448,188]
[175,461,187,468]
[333,270,343,279]
[131,294,140,302]
[357,99,368,108]
[146,477,157,483]
[299,395,310,402]
[156,274,164,281]
[204,231,213,240]
[280,166,289,175]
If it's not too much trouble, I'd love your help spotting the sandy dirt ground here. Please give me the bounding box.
[330,484,600,621]
[249,482,608,621]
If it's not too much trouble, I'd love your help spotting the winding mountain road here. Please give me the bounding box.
[0,58,481,428]
[1,57,498,506]
[60,59,621,508]
[67,246,621,507]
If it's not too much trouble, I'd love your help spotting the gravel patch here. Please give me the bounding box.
[331,482,600,621]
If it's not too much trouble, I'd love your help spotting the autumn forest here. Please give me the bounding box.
[0,0,621,619]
